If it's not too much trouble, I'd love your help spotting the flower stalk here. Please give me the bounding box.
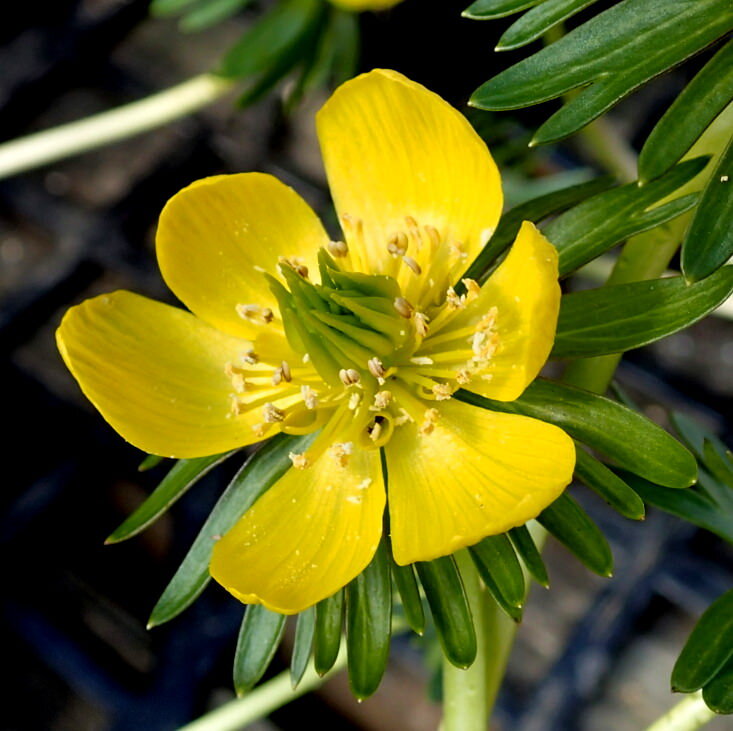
[0,73,234,180]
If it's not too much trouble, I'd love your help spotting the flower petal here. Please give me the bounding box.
[57,291,289,458]
[316,69,502,276]
[210,432,385,614]
[156,173,329,340]
[385,399,574,565]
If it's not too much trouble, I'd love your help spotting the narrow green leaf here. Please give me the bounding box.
[233,605,287,695]
[290,606,316,689]
[346,539,392,700]
[314,590,344,676]
[138,454,165,472]
[537,493,614,577]
[625,469,733,545]
[552,267,733,358]
[671,412,709,460]
[462,175,614,283]
[639,39,733,182]
[497,0,600,51]
[682,137,733,282]
[107,451,236,544]
[703,656,733,714]
[457,380,698,489]
[218,0,324,79]
[390,559,425,636]
[329,9,359,86]
[543,158,706,276]
[508,525,549,587]
[150,0,200,16]
[702,440,733,491]
[471,0,733,144]
[416,557,477,669]
[574,448,645,520]
[148,433,314,628]
[463,0,541,19]
[468,534,525,620]
[672,589,733,692]
[180,0,252,32]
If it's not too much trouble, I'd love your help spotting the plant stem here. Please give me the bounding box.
[179,643,347,731]
[645,691,717,731]
[0,73,235,180]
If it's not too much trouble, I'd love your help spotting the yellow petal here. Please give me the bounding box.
[56,291,288,458]
[385,399,574,565]
[156,173,329,340]
[210,431,385,614]
[316,69,502,277]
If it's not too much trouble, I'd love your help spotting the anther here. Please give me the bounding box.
[394,408,413,426]
[424,225,441,247]
[414,312,429,337]
[278,256,309,278]
[373,390,392,410]
[262,307,274,323]
[328,240,349,257]
[241,349,259,365]
[339,368,361,386]
[387,232,408,257]
[446,286,465,310]
[272,368,283,386]
[402,255,422,275]
[289,452,310,470]
[369,421,383,442]
[301,385,318,410]
[367,357,386,380]
[348,391,362,410]
[393,296,414,318]
[432,383,454,401]
[462,278,481,300]
[410,356,433,366]
[330,441,353,468]
[420,408,439,435]
[280,360,292,382]
[263,403,286,423]
[456,368,472,385]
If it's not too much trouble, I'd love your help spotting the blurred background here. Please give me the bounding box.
[1,1,732,729]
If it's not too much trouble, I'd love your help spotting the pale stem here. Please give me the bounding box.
[178,643,347,731]
[0,73,235,180]
[645,691,717,731]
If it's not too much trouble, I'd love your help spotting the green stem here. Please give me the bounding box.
[179,643,347,731]
[0,73,235,180]
[645,691,717,731]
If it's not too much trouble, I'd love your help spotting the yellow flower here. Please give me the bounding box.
[57,70,575,615]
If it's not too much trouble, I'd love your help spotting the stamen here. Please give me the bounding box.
[263,403,286,423]
[348,391,362,410]
[367,357,386,380]
[278,256,309,278]
[456,368,472,385]
[449,240,467,259]
[387,232,408,257]
[339,368,361,386]
[241,349,258,365]
[403,255,422,275]
[424,225,441,247]
[462,278,481,301]
[446,286,466,310]
[420,408,439,435]
[289,452,310,469]
[373,390,392,410]
[301,385,318,409]
[328,240,349,257]
[281,360,292,382]
[414,312,429,337]
[252,423,267,437]
[432,383,454,401]
[369,421,383,442]
[272,368,283,386]
[330,441,353,467]
[394,408,413,426]
[410,356,434,366]
[393,296,414,319]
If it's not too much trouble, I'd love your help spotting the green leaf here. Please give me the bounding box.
[107,451,236,544]
[233,605,287,695]
[416,557,477,669]
[180,0,252,32]
[457,380,698,489]
[150,0,200,16]
[346,539,392,700]
[682,137,733,282]
[471,0,733,144]
[703,656,733,714]
[314,590,344,676]
[497,0,601,51]
[138,454,165,472]
[462,175,614,283]
[544,159,706,276]
[468,534,525,621]
[390,558,425,636]
[290,606,316,689]
[463,0,542,19]
[537,493,613,577]
[671,412,710,460]
[508,525,549,587]
[147,433,314,628]
[672,588,733,692]
[574,448,645,520]
[218,0,325,79]
[639,39,733,183]
[552,267,733,358]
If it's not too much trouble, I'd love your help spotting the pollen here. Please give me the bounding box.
[414,312,429,337]
[339,368,361,386]
[393,296,414,318]
[328,240,349,257]
[263,403,286,423]
[289,452,310,469]
[348,391,362,410]
[432,383,454,401]
[278,256,309,278]
[387,232,408,257]
[446,286,466,310]
[456,368,472,385]
[420,408,440,435]
[373,390,393,410]
[236,303,273,324]
[301,385,318,409]
[369,420,383,442]
[410,356,434,366]
[395,408,413,426]
[403,255,422,275]
[367,357,386,380]
[462,278,481,300]
[330,441,353,467]
[241,349,259,365]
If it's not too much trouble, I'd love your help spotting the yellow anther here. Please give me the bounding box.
[393,296,414,318]
[263,403,286,423]
[328,240,349,257]
[241,349,258,365]
[394,408,413,426]
[456,368,472,385]
[462,278,481,300]
[281,360,292,382]
[388,232,408,257]
[446,286,466,310]
[348,391,362,410]
[432,383,454,401]
[420,408,440,435]
[424,225,441,247]
[403,255,422,275]
[330,441,353,467]
[414,312,429,337]
[301,385,318,410]
[367,357,386,380]
[373,390,393,410]
[449,240,467,259]
[289,452,310,470]
[339,368,361,386]
[369,421,383,442]
[410,356,434,366]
